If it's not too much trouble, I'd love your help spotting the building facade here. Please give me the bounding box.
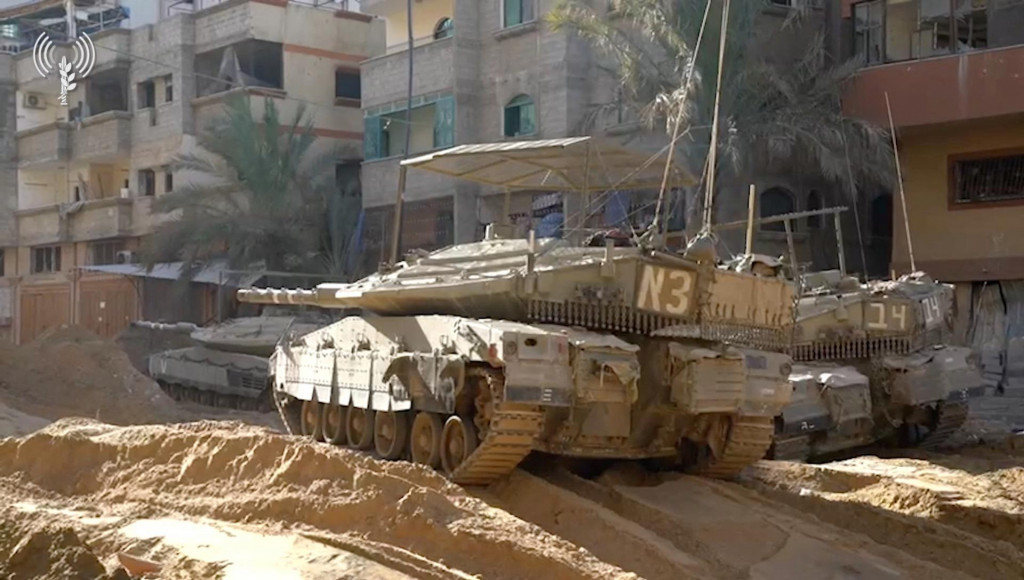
[839,0,1024,391]
[0,0,383,344]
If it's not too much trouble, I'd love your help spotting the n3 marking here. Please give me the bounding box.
[636,264,695,316]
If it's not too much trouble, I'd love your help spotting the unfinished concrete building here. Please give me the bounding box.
[0,0,383,343]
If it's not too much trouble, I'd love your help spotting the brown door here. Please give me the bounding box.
[19,284,71,343]
[79,278,137,339]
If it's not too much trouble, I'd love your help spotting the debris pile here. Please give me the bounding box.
[0,326,182,426]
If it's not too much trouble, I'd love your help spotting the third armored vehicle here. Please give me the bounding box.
[237,137,798,485]
[147,308,330,411]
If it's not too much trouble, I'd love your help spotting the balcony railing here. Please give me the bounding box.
[384,28,454,56]
[17,198,134,246]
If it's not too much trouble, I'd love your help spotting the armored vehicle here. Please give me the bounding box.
[147,308,330,411]
[721,206,986,462]
[237,137,798,486]
[771,269,986,460]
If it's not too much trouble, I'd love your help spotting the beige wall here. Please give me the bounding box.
[369,0,454,47]
[892,115,1024,281]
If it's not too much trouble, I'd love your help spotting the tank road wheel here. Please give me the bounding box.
[440,415,479,477]
[374,411,410,460]
[410,412,444,468]
[321,404,348,445]
[347,406,375,450]
[300,398,324,442]
[201,391,216,407]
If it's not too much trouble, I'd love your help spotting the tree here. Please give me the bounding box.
[142,95,362,280]
[548,0,895,232]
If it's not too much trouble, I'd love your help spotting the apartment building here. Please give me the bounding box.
[355,0,858,276]
[839,0,1024,390]
[0,0,383,344]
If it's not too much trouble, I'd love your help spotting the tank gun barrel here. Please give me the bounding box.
[236,287,320,306]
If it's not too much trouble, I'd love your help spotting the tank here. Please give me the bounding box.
[769,268,988,461]
[147,308,332,411]
[236,137,798,486]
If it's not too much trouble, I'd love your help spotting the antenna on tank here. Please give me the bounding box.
[885,92,916,273]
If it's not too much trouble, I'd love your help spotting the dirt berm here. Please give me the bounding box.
[0,419,635,580]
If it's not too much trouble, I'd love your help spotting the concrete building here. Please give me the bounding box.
[355,0,850,275]
[838,0,1024,391]
[0,0,383,343]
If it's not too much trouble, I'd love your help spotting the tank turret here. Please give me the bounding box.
[237,137,799,486]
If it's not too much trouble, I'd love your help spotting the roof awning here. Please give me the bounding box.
[79,261,263,287]
[400,136,697,192]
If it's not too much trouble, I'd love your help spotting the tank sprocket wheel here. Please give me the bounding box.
[440,415,479,476]
[682,415,775,479]
[321,403,348,445]
[374,410,410,460]
[347,406,375,450]
[410,412,444,468]
[300,399,324,442]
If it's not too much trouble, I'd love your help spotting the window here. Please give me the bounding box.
[89,240,124,266]
[163,166,173,194]
[164,74,174,102]
[503,95,535,137]
[138,169,156,196]
[760,187,795,232]
[336,161,360,197]
[434,17,453,40]
[503,0,535,28]
[853,1,884,65]
[335,69,361,102]
[138,80,155,109]
[806,190,823,229]
[31,246,61,274]
[952,152,1024,205]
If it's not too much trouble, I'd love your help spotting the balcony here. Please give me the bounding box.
[362,35,454,108]
[844,0,1024,127]
[16,198,134,246]
[16,123,69,167]
[70,111,132,161]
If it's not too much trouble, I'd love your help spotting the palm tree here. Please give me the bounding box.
[548,0,895,234]
[142,95,361,280]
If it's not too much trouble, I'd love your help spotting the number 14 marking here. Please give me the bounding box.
[867,302,907,331]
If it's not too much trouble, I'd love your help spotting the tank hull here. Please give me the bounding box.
[770,345,987,461]
[270,314,793,485]
[147,346,272,411]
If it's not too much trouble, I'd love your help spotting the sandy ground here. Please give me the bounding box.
[0,326,1022,579]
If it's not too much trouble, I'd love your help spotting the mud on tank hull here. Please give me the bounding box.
[270,314,793,486]
[769,345,987,461]
[147,346,273,412]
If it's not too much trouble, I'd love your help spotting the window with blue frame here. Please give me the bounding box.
[504,95,535,137]
[503,0,535,28]
[364,96,455,160]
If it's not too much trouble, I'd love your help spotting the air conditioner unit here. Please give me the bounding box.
[116,250,138,264]
[23,93,46,110]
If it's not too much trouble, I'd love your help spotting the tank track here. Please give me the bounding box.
[698,416,775,479]
[157,381,271,412]
[917,401,970,450]
[452,368,545,486]
[767,434,811,462]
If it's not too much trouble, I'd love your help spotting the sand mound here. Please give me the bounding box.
[0,523,127,580]
[0,419,634,580]
[0,326,180,425]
